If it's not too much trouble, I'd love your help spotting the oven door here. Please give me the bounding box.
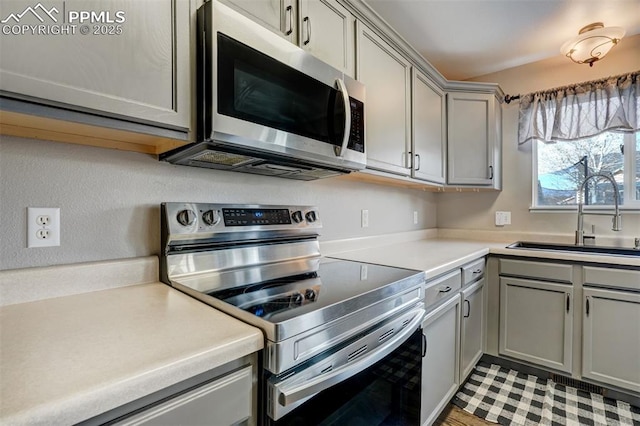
[265,306,424,425]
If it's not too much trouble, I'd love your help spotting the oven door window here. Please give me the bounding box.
[217,33,346,148]
[267,328,422,426]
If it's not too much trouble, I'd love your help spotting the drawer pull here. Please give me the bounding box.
[438,286,452,293]
[473,269,482,274]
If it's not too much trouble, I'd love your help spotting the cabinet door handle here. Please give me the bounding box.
[586,298,590,317]
[415,154,421,171]
[438,286,452,293]
[464,299,471,318]
[284,5,293,36]
[566,293,570,313]
[303,16,311,45]
[489,165,494,180]
[421,333,427,357]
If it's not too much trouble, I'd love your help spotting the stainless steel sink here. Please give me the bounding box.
[507,241,640,257]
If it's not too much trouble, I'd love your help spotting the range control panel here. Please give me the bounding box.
[222,208,292,227]
[162,203,321,242]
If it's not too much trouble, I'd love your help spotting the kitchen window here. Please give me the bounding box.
[532,131,640,210]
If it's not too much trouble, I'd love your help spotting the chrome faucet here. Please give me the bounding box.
[575,172,622,246]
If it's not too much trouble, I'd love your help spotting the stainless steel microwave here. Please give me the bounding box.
[161,1,366,180]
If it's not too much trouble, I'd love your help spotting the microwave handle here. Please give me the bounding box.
[273,307,425,407]
[334,78,351,158]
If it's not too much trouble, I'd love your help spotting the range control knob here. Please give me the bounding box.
[291,210,304,223]
[176,209,196,226]
[305,289,317,301]
[292,292,304,305]
[305,211,318,223]
[202,209,220,226]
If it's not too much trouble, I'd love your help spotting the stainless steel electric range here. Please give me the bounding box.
[160,203,426,425]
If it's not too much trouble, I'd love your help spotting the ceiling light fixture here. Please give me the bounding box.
[560,22,625,67]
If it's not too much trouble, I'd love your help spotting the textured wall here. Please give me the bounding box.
[437,35,640,241]
[0,136,436,270]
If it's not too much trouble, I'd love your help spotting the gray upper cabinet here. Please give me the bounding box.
[411,68,446,184]
[220,0,292,40]
[447,92,501,187]
[0,0,191,132]
[298,0,355,76]
[356,22,411,177]
[224,0,355,76]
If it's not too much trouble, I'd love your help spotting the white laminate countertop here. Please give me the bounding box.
[328,239,501,279]
[0,260,263,425]
[323,232,640,274]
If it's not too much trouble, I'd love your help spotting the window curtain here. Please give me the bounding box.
[518,71,640,145]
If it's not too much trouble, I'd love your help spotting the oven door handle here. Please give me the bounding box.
[333,78,351,158]
[273,307,425,408]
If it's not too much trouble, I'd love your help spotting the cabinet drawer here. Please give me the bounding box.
[425,269,461,308]
[462,258,485,286]
[500,259,573,283]
[115,366,252,425]
[583,266,640,291]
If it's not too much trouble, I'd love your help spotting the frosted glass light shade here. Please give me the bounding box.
[560,23,625,66]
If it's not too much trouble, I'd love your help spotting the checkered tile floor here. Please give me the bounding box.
[453,362,640,425]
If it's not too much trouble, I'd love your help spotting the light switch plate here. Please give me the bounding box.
[495,211,511,226]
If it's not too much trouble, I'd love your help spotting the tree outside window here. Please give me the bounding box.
[534,132,639,208]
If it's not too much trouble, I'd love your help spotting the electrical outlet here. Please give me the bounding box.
[27,207,60,248]
[495,211,511,226]
[413,211,418,225]
[361,209,369,228]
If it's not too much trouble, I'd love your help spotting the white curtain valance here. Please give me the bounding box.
[518,71,640,145]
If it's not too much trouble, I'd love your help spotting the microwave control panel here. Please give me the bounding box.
[349,98,365,153]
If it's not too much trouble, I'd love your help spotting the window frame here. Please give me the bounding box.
[530,132,640,211]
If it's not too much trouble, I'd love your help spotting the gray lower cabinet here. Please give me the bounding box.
[0,0,191,131]
[421,295,460,426]
[582,287,640,393]
[460,278,485,381]
[115,366,253,426]
[356,21,411,176]
[499,277,573,373]
[83,355,257,426]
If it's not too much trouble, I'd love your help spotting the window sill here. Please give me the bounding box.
[530,206,640,213]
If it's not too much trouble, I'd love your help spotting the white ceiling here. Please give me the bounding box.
[363,0,640,80]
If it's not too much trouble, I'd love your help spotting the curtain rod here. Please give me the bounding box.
[503,70,639,104]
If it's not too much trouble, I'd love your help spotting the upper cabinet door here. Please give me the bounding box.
[0,0,190,131]
[447,92,497,186]
[298,0,355,77]
[412,69,446,184]
[356,22,411,176]
[220,0,295,42]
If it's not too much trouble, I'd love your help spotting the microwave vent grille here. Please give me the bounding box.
[192,150,254,166]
